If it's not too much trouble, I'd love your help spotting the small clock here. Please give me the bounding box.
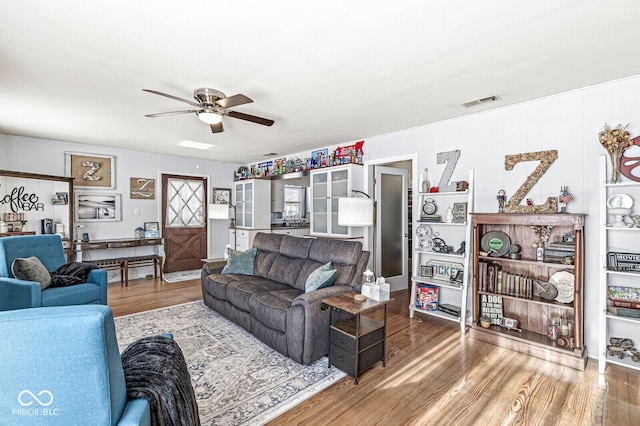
[422,198,437,215]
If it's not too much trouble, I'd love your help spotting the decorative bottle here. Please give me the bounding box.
[422,168,430,193]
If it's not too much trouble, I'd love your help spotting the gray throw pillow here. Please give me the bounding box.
[11,256,52,290]
[222,248,257,275]
[305,262,336,293]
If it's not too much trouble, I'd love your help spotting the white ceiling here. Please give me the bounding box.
[2,1,640,164]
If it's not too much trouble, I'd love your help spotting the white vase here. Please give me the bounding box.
[445,207,454,223]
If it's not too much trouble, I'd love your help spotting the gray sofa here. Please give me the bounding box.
[201,232,370,365]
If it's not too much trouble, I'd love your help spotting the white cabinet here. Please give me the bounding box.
[409,169,474,333]
[229,228,270,251]
[271,228,308,237]
[310,164,363,238]
[598,155,640,373]
[271,179,285,212]
[234,179,270,230]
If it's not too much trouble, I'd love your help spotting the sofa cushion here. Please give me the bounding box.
[222,248,257,275]
[279,235,313,258]
[11,256,52,289]
[252,232,283,253]
[308,239,363,285]
[249,288,302,332]
[253,250,278,279]
[226,277,291,312]
[305,262,336,293]
[266,255,308,289]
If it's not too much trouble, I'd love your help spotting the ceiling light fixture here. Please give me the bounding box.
[178,140,215,150]
[197,111,223,125]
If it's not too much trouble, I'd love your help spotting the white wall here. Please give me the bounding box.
[362,74,640,359]
[0,135,241,277]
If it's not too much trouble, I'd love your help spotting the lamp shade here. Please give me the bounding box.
[338,197,374,226]
[208,203,230,220]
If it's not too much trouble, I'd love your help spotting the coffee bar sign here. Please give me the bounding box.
[0,184,44,212]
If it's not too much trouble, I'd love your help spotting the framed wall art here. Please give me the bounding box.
[452,202,468,223]
[421,265,434,278]
[212,188,231,204]
[65,152,115,189]
[130,177,155,199]
[75,193,122,222]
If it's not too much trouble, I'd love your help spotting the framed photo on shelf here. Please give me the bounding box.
[65,152,115,189]
[51,192,69,205]
[421,265,434,278]
[452,202,468,223]
[75,193,122,222]
[144,221,160,238]
[212,188,231,204]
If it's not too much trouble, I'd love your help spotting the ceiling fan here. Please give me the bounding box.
[143,88,274,133]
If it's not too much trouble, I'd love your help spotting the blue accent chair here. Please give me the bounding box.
[0,305,150,425]
[0,234,107,311]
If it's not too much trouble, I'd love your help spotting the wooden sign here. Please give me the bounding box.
[480,294,504,325]
[130,177,155,199]
[437,149,460,192]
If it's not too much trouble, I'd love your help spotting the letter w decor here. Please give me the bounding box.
[504,150,558,214]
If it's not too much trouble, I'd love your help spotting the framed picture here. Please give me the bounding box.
[75,193,122,222]
[144,222,160,238]
[212,188,231,204]
[65,152,115,189]
[51,192,69,205]
[421,265,433,278]
[452,202,468,223]
[130,177,155,199]
[451,270,465,283]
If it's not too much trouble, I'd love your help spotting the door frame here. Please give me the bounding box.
[157,170,211,271]
[364,153,418,292]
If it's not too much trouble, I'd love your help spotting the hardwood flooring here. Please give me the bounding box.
[109,278,639,425]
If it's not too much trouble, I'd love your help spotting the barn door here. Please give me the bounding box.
[162,174,207,273]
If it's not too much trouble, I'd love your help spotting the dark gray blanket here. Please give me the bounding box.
[121,335,200,426]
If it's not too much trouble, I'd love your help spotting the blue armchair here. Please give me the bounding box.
[0,234,107,311]
[0,305,150,425]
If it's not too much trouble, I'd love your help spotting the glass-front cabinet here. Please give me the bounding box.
[310,164,363,238]
[234,179,270,229]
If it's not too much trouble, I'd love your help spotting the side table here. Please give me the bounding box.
[322,292,393,384]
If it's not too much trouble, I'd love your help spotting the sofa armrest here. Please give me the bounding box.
[86,269,108,305]
[291,285,353,308]
[203,260,226,276]
[117,397,151,426]
[0,278,41,311]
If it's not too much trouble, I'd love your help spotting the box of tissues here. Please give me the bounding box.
[369,277,390,302]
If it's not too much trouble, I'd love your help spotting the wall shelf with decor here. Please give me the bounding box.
[598,155,640,373]
[409,169,474,333]
[470,212,587,370]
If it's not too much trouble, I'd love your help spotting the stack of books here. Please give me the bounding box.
[607,286,640,319]
[478,261,535,298]
[419,214,441,222]
[544,241,575,264]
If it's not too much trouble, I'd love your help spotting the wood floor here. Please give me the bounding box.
[109,278,639,425]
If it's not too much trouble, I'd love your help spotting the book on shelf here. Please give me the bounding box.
[607,286,640,301]
[608,299,640,310]
[438,303,462,317]
[607,304,640,319]
[419,215,442,222]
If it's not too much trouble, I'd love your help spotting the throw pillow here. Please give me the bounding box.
[11,256,52,290]
[305,262,337,293]
[222,248,257,275]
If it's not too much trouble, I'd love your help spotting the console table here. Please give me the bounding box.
[75,237,165,285]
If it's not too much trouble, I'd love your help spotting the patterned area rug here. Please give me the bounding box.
[163,269,202,283]
[115,301,345,425]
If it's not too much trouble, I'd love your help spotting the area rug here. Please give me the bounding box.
[163,269,202,283]
[115,301,345,425]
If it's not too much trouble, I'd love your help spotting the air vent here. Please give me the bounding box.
[263,152,279,157]
[462,95,500,108]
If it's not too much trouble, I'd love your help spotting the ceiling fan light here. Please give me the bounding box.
[198,112,223,124]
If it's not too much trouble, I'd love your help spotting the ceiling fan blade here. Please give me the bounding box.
[142,89,201,107]
[227,110,274,127]
[210,122,224,133]
[144,110,199,118]
[216,94,253,109]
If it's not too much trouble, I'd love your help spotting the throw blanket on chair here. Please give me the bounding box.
[121,335,200,426]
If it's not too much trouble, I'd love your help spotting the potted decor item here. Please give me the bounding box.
[599,123,634,183]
